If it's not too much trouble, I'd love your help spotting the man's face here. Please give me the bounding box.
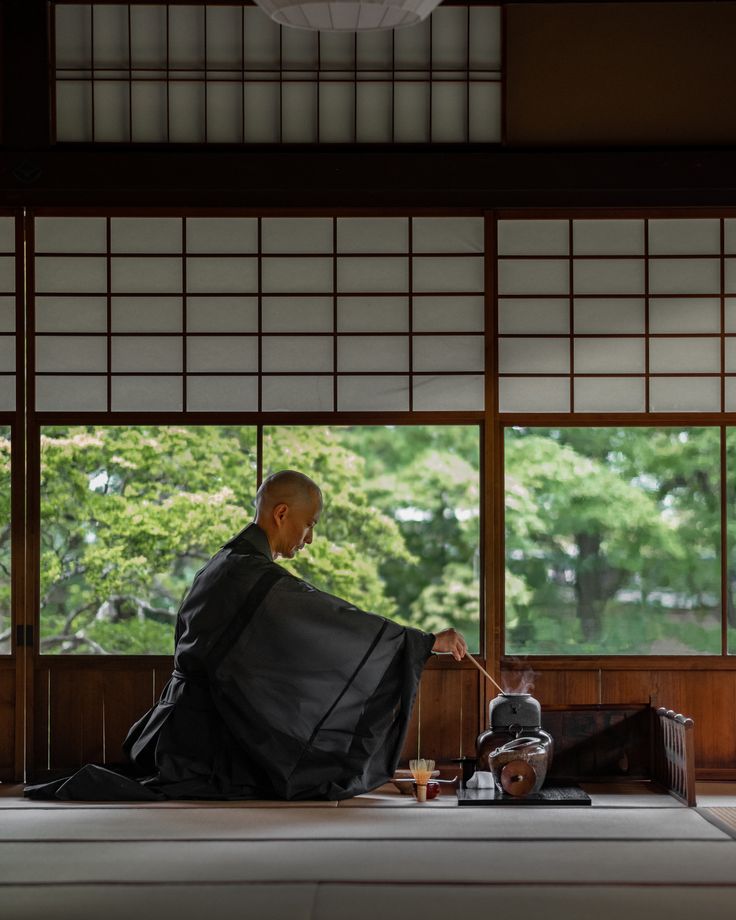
[273,493,322,559]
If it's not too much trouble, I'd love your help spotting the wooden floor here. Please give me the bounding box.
[1,782,735,919]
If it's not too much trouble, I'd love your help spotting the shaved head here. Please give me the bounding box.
[255,470,322,514]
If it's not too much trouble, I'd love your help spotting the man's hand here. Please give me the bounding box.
[432,628,468,662]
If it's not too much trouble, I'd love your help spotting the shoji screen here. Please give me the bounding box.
[497,217,734,413]
[31,214,485,412]
[52,2,502,144]
[0,217,17,411]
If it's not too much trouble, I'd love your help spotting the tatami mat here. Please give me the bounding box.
[2,883,735,920]
[0,804,727,841]
[2,839,736,885]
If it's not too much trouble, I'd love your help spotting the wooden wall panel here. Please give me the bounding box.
[102,669,156,763]
[0,666,15,780]
[506,2,736,146]
[502,669,600,707]
[602,669,736,771]
[33,667,49,774]
[48,669,103,770]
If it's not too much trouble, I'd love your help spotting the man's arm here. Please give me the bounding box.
[431,627,467,661]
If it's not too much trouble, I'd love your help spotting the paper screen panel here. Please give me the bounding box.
[0,217,15,408]
[498,220,569,256]
[33,214,484,413]
[649,377,720,412]
[572,219,645,255]
[53,4,503,145]
[649,298,720,333]
[574,377,646,413]
[499,377,570,412]
[574,337,646,374]
[649,337,721,374]
[648,219,721,255]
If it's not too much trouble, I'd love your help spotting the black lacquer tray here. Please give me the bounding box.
[457,784,591,806]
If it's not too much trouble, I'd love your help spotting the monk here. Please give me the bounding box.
[28,470,467,802]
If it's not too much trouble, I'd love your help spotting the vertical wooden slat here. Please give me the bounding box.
[49,669,103,770]
[0,667,15,779]
[460,667,480,759]
[102,668,155,763]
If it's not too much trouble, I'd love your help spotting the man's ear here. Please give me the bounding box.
[273,502,289,526]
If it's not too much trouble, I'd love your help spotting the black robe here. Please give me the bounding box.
[26,524,434,801]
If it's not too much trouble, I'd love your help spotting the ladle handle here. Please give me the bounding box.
[465,652,506,696]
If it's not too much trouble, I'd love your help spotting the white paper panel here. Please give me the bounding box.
[261,335,332,373]
[337,257,408,293]
[498,376,570,412]
[431,82,466,142]
[35,257,107,294]
[414,335,484,372]
[469,6,502,69]
[393,83,429,142]
[649,258,721,295]
[92,82,129,142]
[431,8,467,69]
[186,375,258,412]
[414,296,484,332]
[281,83,317,143]
[55,4,92,68]
[131,81,167,143]
[262,219,333,254]
[36,297,107,333]
[111,336,182,373]
[206,83,243,143]
[263,258,332,294]
[0,375,15,410]
[338,336,409,372]
[574,337,645,374]
[574,377,646,412]
[413,257,484,293]
[337,219,408,254]
[337,296,408,332]
[649,337,721,373]
[111,375,183,411]
[243,83,280,143]
[35,218,106,254]
[319,83,354,143]
[0,336,16,373]
[413,373,484,411]
[111,218,181,254]
[355,82,392,142]
[36,375,107,411]
[573,259,645,295]
[0,218,14,252]
[724,339,736,373]
[187,336,258,373]
[649,298,721,333]
[186,219,258,254]
[0,297,16,332]
[281,24,318,69]
[649,376,720,412]
[498,337,569,375]
[55,82,93,142]
[497,221,569,257]
[0,258,15,292]
[111,297,182,333]
[92,5,129,67]
[356,31,392,69]
[413,218,484,254]
[169,82,205,143]
[468,82,502,143]
[498,298,568,335]
[186,257,257,294]
[338,375,409,411]
[725,300,736,332]
[724,259,736,293]
[130,6,166,68]
[261,375,333,411]
[320,32,354,69]
[648,219,721,255]
[497,260,569,295]
[394,18,430,69]
[187,297,258,333]
[206,6,242,68]
[725,220,736,254]
[111,257,182,293]
[36,335,107,372]
[573,298,645,334]
[263,297,333,332]
[243,8,280,67]
[168,5,205,68]
[572,220,644,256]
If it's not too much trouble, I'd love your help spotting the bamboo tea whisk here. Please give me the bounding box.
[409,758,435,803]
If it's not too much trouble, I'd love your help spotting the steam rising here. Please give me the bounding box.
[502,661,536,695]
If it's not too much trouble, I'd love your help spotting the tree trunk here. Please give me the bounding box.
[574,532,624,642]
